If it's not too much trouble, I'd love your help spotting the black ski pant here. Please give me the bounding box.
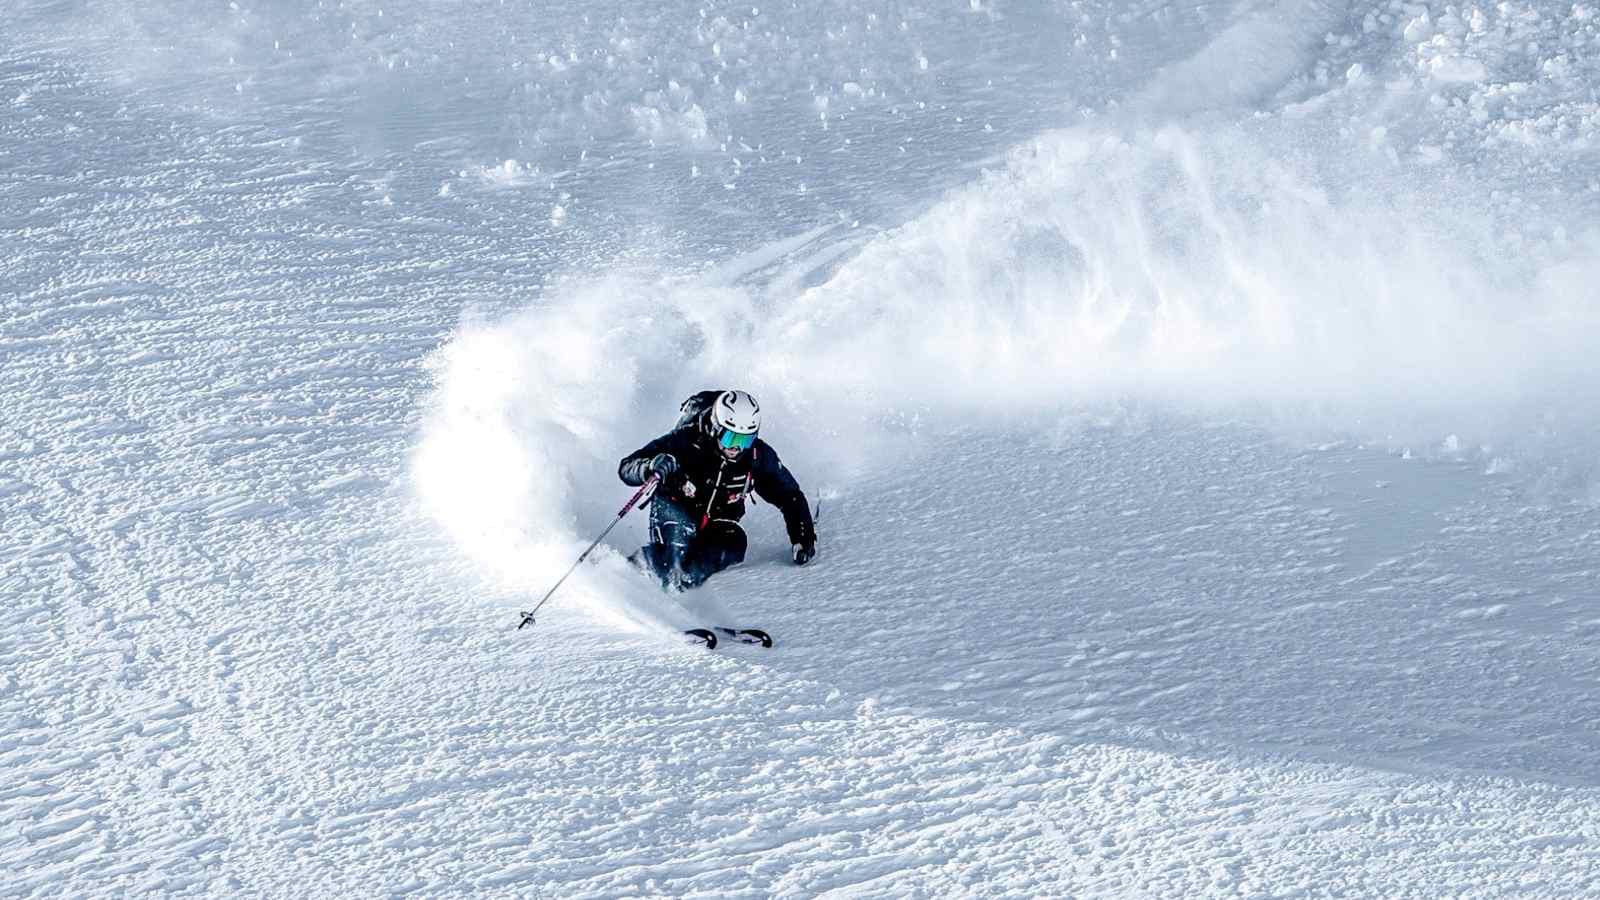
[636,497,747,589]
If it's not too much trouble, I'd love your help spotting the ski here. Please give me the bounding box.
[682,627,773,649]
[684,628,719,648]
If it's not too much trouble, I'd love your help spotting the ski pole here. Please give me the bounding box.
[518,475,659,629]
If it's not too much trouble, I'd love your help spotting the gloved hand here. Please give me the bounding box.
[792,541,816,566]
[648,453,679,480]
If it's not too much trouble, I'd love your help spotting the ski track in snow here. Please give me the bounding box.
[6,0,1600,896]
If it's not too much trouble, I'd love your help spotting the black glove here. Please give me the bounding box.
[792,541,816,566]
[648,453,679,480]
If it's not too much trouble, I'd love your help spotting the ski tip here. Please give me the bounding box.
[684,628,718,649]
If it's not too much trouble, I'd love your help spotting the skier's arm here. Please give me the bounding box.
[752,445,815,547]
[618,435,677,486]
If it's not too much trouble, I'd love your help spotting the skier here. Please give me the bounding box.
[619,390,817,591]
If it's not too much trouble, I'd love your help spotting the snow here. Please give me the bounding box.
[5,0,1600,896]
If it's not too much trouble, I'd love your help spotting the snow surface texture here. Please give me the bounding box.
[5,0,1600,896]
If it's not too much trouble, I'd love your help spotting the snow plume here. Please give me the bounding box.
[416,124,1600,601]
[752,125,1600,488]
[412,287,623,617]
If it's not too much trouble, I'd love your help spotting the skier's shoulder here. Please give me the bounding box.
[750,437,784,469]
[631,427,692,455]
[663,425,703,450]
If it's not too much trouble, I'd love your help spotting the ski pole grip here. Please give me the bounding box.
[621,474,660,516]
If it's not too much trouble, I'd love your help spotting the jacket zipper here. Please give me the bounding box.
[700,460,726,529]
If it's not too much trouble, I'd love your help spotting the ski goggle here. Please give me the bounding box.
[717,429,757,451]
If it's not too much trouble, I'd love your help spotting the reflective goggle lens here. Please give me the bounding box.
[718,429,756,450]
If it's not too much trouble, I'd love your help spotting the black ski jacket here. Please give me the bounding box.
[619,425,815,546]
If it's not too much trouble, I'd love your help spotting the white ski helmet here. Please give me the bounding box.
[708,389,761,436]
